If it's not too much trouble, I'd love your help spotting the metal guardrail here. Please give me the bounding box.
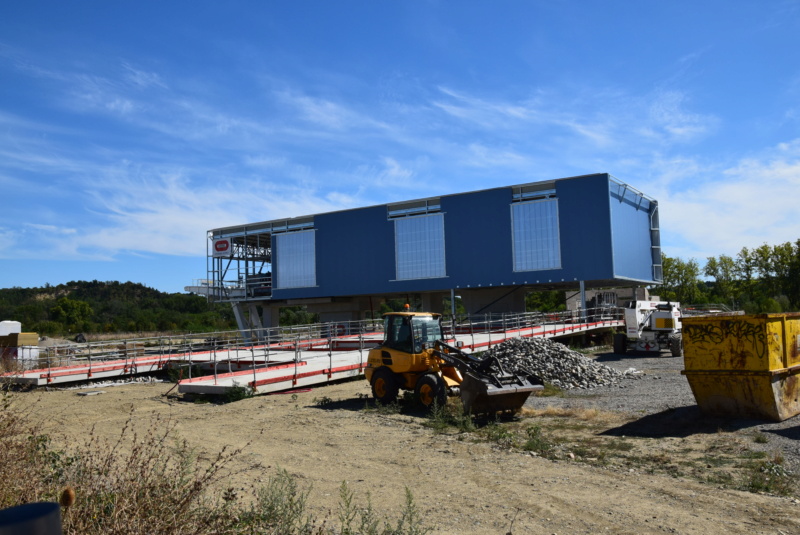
[3,307,623,381]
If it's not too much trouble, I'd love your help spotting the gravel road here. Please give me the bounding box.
[533,348,800,472]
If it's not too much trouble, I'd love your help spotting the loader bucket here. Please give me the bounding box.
[459,372,543,416]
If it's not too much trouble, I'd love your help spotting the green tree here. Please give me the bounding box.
[771,242,794,299]
[735,247,757,297]
[660,253,704,304]
[733,241,797,313]
[50,297,94,331]
[525,290,566,312]
[787,239,800,309]
[279,306,319,326]
[379,299,410,314]
[704,254,738,306]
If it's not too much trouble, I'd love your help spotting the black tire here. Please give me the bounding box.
[371,367,399,404]
[613,333,627,355]
[669,333,683,358]
[415,373,446,409]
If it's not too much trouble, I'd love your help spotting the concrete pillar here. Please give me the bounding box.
[579,280,587,321]
[262,305,279,328]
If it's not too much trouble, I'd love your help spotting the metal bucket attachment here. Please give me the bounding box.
[459,372,543,416]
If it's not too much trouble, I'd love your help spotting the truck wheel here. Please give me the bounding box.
[415,373,446,409]
[371,367,399,404]
[669,333,683,358]
[613,333,627,355]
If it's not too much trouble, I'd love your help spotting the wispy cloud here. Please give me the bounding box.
[430,85,716,160]
[24,223,77,235]
[351,156,420,192]
[463,143,532,169]
[645,90,718,142]
[1,167,354,261]
[122,63,167,90]
[655,139,800,260]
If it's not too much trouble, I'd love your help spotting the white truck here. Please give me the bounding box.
[613,301,682,357]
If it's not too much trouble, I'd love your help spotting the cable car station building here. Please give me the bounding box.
[199,173,661,331]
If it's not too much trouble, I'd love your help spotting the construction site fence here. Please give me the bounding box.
[5,307,623,378]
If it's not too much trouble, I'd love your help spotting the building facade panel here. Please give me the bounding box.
[553,174,615,282]
[609,180,660,282]
[439,187,514,286]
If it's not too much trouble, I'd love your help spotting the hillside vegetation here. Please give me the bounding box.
[0,281,236,336]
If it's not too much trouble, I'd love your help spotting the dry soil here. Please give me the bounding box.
[15,349,800,535]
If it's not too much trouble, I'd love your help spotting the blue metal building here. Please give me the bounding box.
[196,173,660,328]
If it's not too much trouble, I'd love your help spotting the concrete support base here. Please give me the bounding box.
[459,287,527,315]
[286,297,376,324]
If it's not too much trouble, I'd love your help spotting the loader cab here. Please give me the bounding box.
[382,312,443,354]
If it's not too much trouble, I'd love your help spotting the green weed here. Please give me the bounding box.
[224,382,254,403]
[521,424,554,456]
[423,400,475,434]
[313,396,334,407]
[740,456,795,496]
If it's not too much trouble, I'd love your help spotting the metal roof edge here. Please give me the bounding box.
[208,172,623,234]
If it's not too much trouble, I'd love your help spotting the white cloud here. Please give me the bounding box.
[69,171,351,258]
[430,85,715,154]
[276,90,387,133]
[0,227,15,251]
[463,143,532,169]
[243,155,288,169]
[105,98,134,114]
[24,223,77,235]
[121,63,167,90]
[646,90,718,142]
[352,157,421,191]
[656,139,800,260]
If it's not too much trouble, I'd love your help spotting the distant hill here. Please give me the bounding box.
[0,280,236,337]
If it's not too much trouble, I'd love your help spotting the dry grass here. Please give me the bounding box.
[0,389,431,534]
[0,358,26,374]
[521,405,623,423]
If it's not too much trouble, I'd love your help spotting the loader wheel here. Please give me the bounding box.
[371,367,399,404]
[415,373,446,409]
[669,333,683,358]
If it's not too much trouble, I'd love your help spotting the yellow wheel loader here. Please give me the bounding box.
[364,312,543,415]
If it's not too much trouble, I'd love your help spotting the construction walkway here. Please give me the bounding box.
[2,309,623,394]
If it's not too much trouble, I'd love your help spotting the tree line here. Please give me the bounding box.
[660,239,800,313]
[0,280,237,336]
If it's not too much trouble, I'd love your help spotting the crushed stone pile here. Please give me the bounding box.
[482,337,642,389]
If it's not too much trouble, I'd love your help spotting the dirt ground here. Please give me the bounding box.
[15,352,800,535]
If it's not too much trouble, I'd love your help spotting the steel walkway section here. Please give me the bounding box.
[177,317,623,395]
[1,310,622,392]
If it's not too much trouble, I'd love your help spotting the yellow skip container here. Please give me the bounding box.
[681,313,800,421]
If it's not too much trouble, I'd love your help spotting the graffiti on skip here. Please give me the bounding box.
[683,320,767,360]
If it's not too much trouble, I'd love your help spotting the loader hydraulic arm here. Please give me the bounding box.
[433,340,542,390]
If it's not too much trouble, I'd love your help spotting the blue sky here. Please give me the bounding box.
[1,1,799,293]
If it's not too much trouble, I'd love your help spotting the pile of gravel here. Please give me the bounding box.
[482,337,642,390]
